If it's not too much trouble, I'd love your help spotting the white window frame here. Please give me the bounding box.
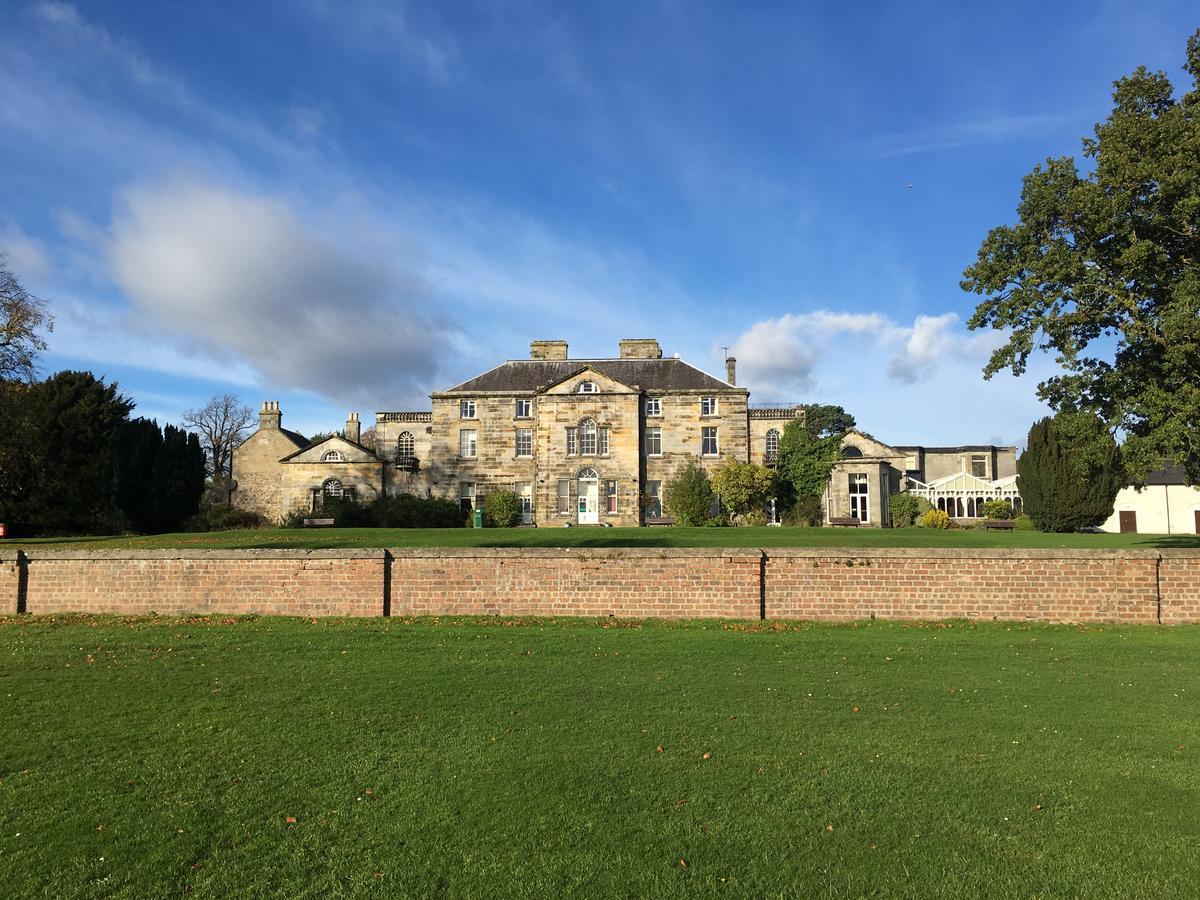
[579,418,598,455]
[460,399,476,419]
[765,429,780,462]
[701,426,718,456]
[605,479,618,515]
[848,472,870,523]
[459,428,477,459]
[576,381,599,394]
[557,479,571,515]
[971,454,988,478]
[700,396,718,417]
[321,450,346,462]
[598,427,609,456]
[644,481,662,517]
[515,398,532,419]
[645,426,662,457]
[566,427,577,455]
[515,428,533,458]
[644,397,662,417]
[518,482,533,523]
[397,431,415,457]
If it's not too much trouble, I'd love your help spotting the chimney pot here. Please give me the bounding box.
[618,338,662,359]
[259,400,282,431]
[725,356,737,386]
[345,412,361,444]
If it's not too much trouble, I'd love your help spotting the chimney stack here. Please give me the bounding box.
[259,400,281,431]
[530,340,568,360]
[345,412,361,444]
[725,356,737,386]
[618,338,662,359]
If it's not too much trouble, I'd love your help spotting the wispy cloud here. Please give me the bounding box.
[868,113,1070,159]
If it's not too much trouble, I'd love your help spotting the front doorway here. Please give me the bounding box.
[1119,510,1137,533]
[848,473,870,523]
[577,467,599,524]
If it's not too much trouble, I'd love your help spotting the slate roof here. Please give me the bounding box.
[441,358,741,394]
[893,444,1015,453]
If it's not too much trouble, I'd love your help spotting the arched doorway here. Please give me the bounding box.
[576,467,599,524]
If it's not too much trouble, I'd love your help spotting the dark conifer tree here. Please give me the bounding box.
[1018,414,1123,532]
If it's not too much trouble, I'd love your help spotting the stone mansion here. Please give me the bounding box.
[231,338,1021,527]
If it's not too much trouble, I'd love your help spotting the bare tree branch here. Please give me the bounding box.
[182,393,254,481]
[0,255,54,382]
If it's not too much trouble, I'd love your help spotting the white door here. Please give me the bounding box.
[577,478,599,524]
[518,482,533,524]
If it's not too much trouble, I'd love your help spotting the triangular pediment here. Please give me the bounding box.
[281,435,383,464]
[925,470,1006,491]
[841,429,902,459]
[540,365,637,395]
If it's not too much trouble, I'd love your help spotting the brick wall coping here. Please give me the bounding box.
[2,546,1196,564]
[386,547,764,560]
[9,549,388,562]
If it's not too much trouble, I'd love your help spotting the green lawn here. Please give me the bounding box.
[9,525,1200,551]
[1,615,1197,897]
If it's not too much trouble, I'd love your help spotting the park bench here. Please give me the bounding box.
[829,517,859,527]
[644,516,676,526]
[303,518,335,528]
[982,519,1015,531]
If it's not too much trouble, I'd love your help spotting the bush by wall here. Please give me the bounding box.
[663,460,719,526]
[920,508,951,529]
[981,499,1015,520]
[282,494,463,529]
[889,493,930,528]
[483,490,521,528]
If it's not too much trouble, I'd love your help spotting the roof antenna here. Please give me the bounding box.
[721,346,730,360]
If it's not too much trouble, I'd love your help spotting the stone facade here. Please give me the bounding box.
[231,337,1019,526]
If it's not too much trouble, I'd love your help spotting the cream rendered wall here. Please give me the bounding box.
[1100,484,1200,534]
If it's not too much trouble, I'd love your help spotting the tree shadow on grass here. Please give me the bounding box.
[1133,535,1200,549]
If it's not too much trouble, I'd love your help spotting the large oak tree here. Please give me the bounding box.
[963,29,1200,483]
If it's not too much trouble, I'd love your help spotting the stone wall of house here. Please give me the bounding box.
[231,427,306,521]
[280,461,386,515]
[748,411,797,467]
[644,391,750,512]
[5,547,1198,624]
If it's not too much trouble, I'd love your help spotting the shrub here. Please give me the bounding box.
[483,489,520,528]
[663,460,718,526]
[1014,514,1036,532]
[980,498,1015,520]
[782,493,823,526]
[710,457,775,525]
[184,506,266,532]
[1019,413,1123,532]
[920,508,951,529]
[888,493,930,528]
[281,493,464,529]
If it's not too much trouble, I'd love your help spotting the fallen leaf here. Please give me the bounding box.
[825,824,834,832]
[702,752,712,760]
[852,707,860,713]
[286,816,297,824]
[679,858,688,869]
[656,746,664,753]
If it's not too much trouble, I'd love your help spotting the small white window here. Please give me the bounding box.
[322,478,344,499]
[645,426,662,456]
[515,428,533,457]
[576,381,599,394]
[701,426,718,456]
[645,397,662,417]
[459,482,476,514]
[321,450,345,462]
[904,454,918,472]
[397,432,415,457]
[518,482,533,523]
[515,398,532,419]
[598,427,609,456]
[557,479,571,515]
[460,399,476,419]
[971,454,988,478]
[566,427,577,455]
[644,481,662,517]
[459,428,477,458]
[701,397,718,416]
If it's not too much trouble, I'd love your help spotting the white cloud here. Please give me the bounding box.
[0,223,51,280]
[868,113,1071,159]
[107,178,458,406]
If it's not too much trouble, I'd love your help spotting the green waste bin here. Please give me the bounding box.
[472,509,484,528]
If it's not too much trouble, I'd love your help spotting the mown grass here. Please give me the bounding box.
[1,615,1197,897]
[9,525,1200,551]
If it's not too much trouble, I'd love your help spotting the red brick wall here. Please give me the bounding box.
[765,549,1162,624]
[21,550,383,618]
[389,548,763,619]
[6,546,1200,624]
[1159,552,1200,625]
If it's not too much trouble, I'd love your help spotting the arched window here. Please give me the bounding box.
[842,445,863,459]
[966,497,975,518]
[578,418,597,454]
[396,431,415,456]
[322,478,344,500]
[765,429,780,461]
[322,450,346,462]
[576,381,598,394]
[577,466,598,480]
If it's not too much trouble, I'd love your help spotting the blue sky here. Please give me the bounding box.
[1,1,1195,444]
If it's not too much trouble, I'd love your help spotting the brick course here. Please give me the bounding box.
[2,546,1198,624]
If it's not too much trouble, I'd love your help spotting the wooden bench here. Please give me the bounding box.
[982,519,1015,531]
[644,516,677,527]
[829,516,860,527]
[302,518,335,528]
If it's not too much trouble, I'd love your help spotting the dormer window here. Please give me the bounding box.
[576,381,598,394]
[322,450,346,462]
